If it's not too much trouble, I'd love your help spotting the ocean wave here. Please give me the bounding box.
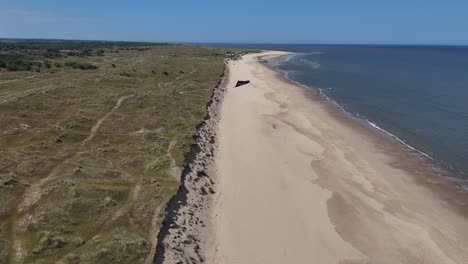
[283,52,322,62]
[266,54,298,67]
[269,52,322,69]
[299,59,320,69]
[314,85,468,189]
[308,51,323,56]
[316,86,436,161]
[275,65,438,163]
[284,53,300,61]
[265,51,468,188]
[365,120,433,160]
[267,61,281,67]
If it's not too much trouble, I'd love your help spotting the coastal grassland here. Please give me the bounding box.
[0,45,235,263]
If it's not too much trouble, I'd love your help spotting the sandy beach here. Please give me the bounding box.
[208,51,468,263]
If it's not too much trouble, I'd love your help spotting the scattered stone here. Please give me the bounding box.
[196,170,207,177]
[0,173,29,188]
[71,237,84,247]
[103,196,118,207]
[19,123,31,130]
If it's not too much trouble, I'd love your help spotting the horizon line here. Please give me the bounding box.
[1,37,468,47]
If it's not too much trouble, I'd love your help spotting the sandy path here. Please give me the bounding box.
[210,52,468,263]
[0,74,36,85]
[83,94,134,145]
[10,94,136,262]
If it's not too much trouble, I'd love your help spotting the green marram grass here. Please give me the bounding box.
[0,45,243,263]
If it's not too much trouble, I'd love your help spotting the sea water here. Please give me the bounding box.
[207,44,468,180]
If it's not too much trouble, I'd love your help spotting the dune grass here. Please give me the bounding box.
[0,45,240,263]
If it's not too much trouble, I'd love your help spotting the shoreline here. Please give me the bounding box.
[265,52,468,186]
[261,51,468,213]
[211,51,468,263]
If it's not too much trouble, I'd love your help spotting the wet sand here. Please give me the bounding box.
[209,51,468,264]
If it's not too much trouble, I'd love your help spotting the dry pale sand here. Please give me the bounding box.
[209,51,468,264]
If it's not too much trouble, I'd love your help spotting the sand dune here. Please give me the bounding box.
[209,51,468,264]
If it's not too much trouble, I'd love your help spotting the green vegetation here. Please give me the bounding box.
[0,39,169,54]
[0,44,246,263]
[44,61,52,69]
[119,71,131,77]
[0,55,97,72]
[0,55,37,71]
[64,61,98,70]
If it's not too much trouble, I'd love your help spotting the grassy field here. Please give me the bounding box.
[0,45,237,263]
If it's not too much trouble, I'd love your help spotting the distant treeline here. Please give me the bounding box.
[0,39,169,52]
[0,40,169,71]
[0,54,98,72]
[0,54,37,71]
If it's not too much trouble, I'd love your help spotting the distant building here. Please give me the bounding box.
[59,49,81,56]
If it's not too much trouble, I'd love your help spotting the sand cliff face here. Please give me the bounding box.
[156,51,468,264]
[153,60,231,264]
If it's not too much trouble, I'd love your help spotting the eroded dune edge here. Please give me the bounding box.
[160,51,468,264]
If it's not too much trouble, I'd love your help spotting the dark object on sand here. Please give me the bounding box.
[235,80,250,87]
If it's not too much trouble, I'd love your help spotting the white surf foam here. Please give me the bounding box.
[265,51,468,188]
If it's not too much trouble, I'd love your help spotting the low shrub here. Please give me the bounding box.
[64,61,98,70]
[0,55,36,71]
[6,60,33,71]
[119,71,131,77]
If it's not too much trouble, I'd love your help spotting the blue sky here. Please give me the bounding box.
[1,0,468,44]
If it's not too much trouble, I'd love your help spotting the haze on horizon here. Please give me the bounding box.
[2,0,468,45]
